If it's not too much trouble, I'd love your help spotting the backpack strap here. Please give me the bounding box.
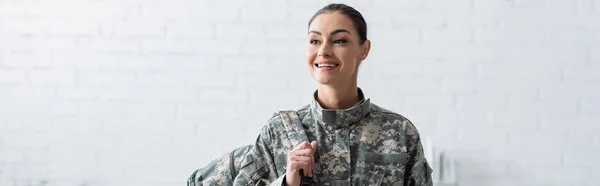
[278,110,309,147]
[278,110,315,185]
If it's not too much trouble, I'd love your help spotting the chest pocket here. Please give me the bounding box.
[358,152,410,186]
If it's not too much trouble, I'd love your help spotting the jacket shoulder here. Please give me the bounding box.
[369,103,422,136]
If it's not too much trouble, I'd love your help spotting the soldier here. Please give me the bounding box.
[231,3,434,186]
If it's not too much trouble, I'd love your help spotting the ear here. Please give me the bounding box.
[359,39,371,61]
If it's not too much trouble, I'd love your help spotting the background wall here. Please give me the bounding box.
[1,0,599,185]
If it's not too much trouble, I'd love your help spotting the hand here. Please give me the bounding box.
[285,141,318,186]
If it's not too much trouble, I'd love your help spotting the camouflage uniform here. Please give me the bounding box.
[233,88,433,186]
[187,145,253,186]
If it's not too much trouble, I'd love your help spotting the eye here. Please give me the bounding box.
[309,39,321,45]
[333,39,347,44]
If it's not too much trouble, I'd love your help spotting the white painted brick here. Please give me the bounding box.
[392,11,447,29]
[372,0,422,10]
[76,69,137,85]
[369,27,421,43]
[0,68,27,83]
[219,55,270,74]
[290,6,320,23]
[544,0,579,12]
[512,0,546,11]
[239,7,288,23]
[114,21,165,38]
[265,24,306,40]
[423,0,473,11]
[186,71,237,88]
[216,23,265,40]
[580,97,600,115]
[50,51,119,69]
[562,63,599,81]
[539,81,600,99]
[141,38,240,55]
[165,22,215,39]
[47,20,101,36]
[1,19,51,36]
[6,84,56,100]
[27,69,76,85]
[136,70,187,86]
[423,27,472,44]
[77,37,140,53]
[189,4,239,22]
[8,36,79,52]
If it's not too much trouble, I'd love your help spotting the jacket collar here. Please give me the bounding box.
[309,87,371,130]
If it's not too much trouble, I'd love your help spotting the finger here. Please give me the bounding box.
[291,161,310,175]
[310,141,318,151]
[290,155,311,162]
[291,149,314,157]
[293,141,308,150]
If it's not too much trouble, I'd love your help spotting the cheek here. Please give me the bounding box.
[306,49,317,63]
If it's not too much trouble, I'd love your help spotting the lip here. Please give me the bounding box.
[314,61,339,72]
[314,61,340,65]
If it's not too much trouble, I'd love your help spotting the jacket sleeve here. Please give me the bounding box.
[187,145,254,186]
[404,121,434,186]
[233,126,287,186]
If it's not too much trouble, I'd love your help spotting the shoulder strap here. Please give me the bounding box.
[278,110,309,147]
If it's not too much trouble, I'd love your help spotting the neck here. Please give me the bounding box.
[316,82,359,110]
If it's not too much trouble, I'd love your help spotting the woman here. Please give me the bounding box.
[233,3,433,186]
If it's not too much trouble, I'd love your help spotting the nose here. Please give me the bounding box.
[317,43,332,57]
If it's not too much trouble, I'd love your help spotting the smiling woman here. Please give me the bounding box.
[227,3,434,186]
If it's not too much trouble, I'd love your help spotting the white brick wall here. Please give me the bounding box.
[1,0,599,185]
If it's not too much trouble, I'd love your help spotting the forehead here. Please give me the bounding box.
[308,12,356,34]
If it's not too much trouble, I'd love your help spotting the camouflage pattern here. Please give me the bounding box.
[187,145,253,186]
[233,88,433,186]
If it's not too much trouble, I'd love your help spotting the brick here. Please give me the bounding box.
[50,51,119,69]
[422,27,472,44]
[27,69,76,85]
[392,11,447,29]
[580,97,600,115]
[562,63,600,81]
[540,81,600,98]
[77,37,140,54]
[165,22,215,39]
[544,0,579,12]
[0,19,50,36]
[114,21,165,38]
[76,69,137,86]
[187,71,237,88]
[454,94,508,112]
[7,84,55,100]
[423,0,473,11]
[369,27,421,43]
[265,24,306,40]
[239,7,288,23]
[216,23,265,40]
[189,4,239,22]
[219,55,270,74]
[117,54,219,71]
[372,1,422,10]
[0,68,27,83]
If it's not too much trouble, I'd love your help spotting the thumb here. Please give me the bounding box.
[310,141,318,151]
[295,141,308,150]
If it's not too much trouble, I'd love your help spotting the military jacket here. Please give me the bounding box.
[233,88,433,186]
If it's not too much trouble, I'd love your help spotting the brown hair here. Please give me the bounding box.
[308,3,368,44]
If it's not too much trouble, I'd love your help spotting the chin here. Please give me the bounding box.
[312,76,336,85]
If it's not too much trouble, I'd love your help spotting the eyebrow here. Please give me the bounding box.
[308,29,351,36]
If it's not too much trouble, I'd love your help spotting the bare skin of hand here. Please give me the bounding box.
[285,141,318,186]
